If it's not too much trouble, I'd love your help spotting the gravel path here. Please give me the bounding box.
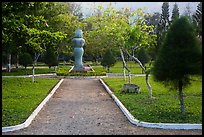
[3,78,202,135]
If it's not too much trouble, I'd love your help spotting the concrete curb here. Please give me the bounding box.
[57,75,108,79]
[2,79,64,133]
[107,73,149,77]
[99,79,202,130]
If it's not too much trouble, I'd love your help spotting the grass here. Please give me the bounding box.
[2,61,148,76]
[102,75,202,124]
[2,64,74,76]
[92,66,106,73]
[2,67,55,76]
[90,61,149,74]
[2,77,59,127]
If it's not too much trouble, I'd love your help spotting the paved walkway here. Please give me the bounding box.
[3,78,202,135]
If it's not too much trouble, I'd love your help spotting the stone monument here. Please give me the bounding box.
[70,28,86,72]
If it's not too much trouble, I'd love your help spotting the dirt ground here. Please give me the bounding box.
[2,78,202,135]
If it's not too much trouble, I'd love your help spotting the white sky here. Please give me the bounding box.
[78,2,199,17]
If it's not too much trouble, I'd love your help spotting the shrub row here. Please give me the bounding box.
[56,68,106,76]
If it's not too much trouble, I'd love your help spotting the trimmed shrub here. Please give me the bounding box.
[19,52,33,70]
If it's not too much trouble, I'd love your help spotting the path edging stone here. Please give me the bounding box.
[2,79,64,133]
[99,78,202,130]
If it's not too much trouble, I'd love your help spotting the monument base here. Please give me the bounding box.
[69,64,94,73]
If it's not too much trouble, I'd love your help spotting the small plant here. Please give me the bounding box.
[44,47,58,72]
[19,52,33,74]
[56,67,106,76]
[101,48,116,73]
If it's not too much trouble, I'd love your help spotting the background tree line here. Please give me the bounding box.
[2,2,202,69]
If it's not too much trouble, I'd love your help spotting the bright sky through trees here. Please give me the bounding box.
[79,2,199,18]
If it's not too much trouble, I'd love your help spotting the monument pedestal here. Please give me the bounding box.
[69,66,86,73]
[69,64,93,73]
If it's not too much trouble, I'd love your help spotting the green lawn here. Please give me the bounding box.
[102,75,202,124]
[91,61,150,74]
[2,77,59,127]
[2,64,74,76]
[2,67,55,76]
[2,61,148,76]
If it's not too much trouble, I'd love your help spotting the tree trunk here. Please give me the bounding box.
[7,54,11,72]
[94,57,98,66]
[25,66,27,75]
[49,66,51,73]
[146,73,152,97]
[119,47,131,84]
[32,53,41,83]
[142,65,146,74]
[16,54,19,69]
[126,49,153,98]
[32,64,35,83]
[179,80,185,113]
[122,67,126,81]
[128,71,131,84]
[107,66,110,73]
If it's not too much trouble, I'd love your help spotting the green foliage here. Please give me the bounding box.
[2,2,35,55]
[45,2,84,57]
[19,52,33,69]
[24,25,67,53]
[136,47,150,66]
[2,77,59,127]
[101,48,116,72]
[102,76,202,123]
[125,10,157,58]
[84,4,152,61]
[2,2,67,63]
[152,16,202,88]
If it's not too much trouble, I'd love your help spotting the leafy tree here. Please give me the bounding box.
[171,3,179,22]
[19,52,33,74]
[43,2,84,60]
[2,2,35,72]
[101,48,116,73]
[84,3,132,64]
[122,8,157,98]
[152,16,202,113]
[2,2,67,81]
[44,47,58,72]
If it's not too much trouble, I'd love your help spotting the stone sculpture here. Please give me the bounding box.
[70,28,85,72]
